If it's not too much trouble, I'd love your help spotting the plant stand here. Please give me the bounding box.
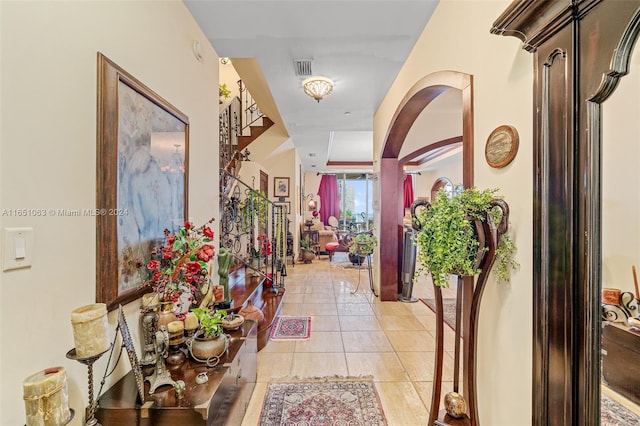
[66,348,109,426]
[428,200,509,426]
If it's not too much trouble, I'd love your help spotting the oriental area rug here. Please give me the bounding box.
[601,392,640,425]
[259,378,388,425]
[269,316,312,340]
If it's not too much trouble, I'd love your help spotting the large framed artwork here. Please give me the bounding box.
[96,53,189,311]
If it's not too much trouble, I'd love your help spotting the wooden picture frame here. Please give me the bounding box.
[485,125,519,168]
[274,177,290,198]
[96,53,189,311]
[274,201,291,214]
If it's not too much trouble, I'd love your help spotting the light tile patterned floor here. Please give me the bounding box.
[241,253,459,425]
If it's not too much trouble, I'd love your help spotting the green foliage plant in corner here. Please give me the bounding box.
[413,187,519,287]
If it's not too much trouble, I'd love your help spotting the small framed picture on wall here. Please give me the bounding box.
[274,177,290,198]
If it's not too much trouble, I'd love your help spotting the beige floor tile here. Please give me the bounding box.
[376,381,429,425]
[378,314,427,331]
[345,352,410,381]
[257,352,293,382]
[294,331,344,352]
[396,351,456,382]
[413,381,456,415]
[339,315,382,331]
[290,352,348,378]
[386,330,435,352]
[415,314,437,331]
[260,339,296,353]
[335,292,369,303]
[342,331,394,352]
[337,302,375,316]
[301,302,338,316]
[283,292,304,303]
[372,301,415,316]
[302,292,335,304]
[311,315,340,331]
[241,382,267,426]
[280,302,302,316]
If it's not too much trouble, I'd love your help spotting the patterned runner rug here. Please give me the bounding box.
[259,378,387,425]
[421,298,459,333]
[269,316,312,340]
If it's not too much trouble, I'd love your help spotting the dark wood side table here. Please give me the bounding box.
[96,320,257,425]
[602,322,640,406]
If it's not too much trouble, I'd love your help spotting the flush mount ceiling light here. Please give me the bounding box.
[302,76,334,102]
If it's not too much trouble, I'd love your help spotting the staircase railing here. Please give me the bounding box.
[238,79,265,133]
[219,169,288,290]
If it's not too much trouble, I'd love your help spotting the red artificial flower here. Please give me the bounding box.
[203,226,214,239]
[184,221,192,230]
[197,245,215,262]
[162,247,173,260]
[186,261,201,274]
[147,260,161,271]
[153,270,162,281]
[166,235,176,245]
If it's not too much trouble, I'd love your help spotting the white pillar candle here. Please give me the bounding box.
[184,312,199,330]
[23,367,71,426]
[70,303,110,358]
[167,320,184,333]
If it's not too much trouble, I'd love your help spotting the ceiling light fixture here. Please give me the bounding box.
[302,76,334,102]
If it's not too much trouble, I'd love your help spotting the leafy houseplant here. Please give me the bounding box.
[413,187,518,287]
[299,236,315,263]
[349,232,378,256]
[191,307,226,338]
[219,83,231,102]
[189,307,229,363]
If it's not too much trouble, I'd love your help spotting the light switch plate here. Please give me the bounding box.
[3,227,33,271]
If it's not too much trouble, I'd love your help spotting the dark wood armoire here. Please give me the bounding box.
[491,1,640,424]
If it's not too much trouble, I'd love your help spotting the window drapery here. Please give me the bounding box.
[317,174,341,225]
[403,174,414,209]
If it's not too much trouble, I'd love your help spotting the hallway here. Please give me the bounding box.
[241,253,459,425]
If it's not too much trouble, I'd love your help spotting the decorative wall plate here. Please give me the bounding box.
[485,125,519,168]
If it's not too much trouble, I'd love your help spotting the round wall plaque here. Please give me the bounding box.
[485,125,519,168]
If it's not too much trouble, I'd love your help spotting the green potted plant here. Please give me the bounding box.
[219,83,231,103]
[189,308,228,362]
[348,231,377,265]
[299,235,315,263]
[413,187,518,287]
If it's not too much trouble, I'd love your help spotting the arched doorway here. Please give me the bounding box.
[377,71,474,302]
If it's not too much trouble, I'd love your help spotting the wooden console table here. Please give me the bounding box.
[602,322,640,406]
[96,320,257,425]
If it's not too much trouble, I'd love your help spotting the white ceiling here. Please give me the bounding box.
[185,0,440,172]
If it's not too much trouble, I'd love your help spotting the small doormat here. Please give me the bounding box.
[421,298,459,333]
[259,378,387,425]
[601,392,640,425]
[269,316,312,340]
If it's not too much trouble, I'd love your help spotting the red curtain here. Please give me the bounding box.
[317,174,341,225]
[403,174,414,209]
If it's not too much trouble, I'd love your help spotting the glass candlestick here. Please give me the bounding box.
[66,347,109,426]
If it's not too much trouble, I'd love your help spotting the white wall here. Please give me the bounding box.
[373,1,533,424]
[0,2,219,425]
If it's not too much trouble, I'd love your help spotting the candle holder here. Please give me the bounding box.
[66,347,109,426]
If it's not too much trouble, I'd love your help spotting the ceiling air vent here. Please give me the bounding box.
[293,59,313,77]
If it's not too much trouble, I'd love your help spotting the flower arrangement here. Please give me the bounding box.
[139,218,216,316]
[257,234,271,257]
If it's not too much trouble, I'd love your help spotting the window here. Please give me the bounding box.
[337,173,372,231]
